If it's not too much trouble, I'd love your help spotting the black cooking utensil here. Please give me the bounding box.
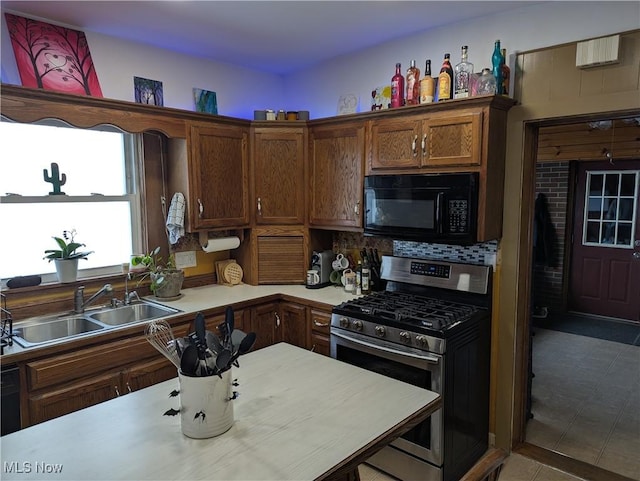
[224,306,234,349]
[180,344,199,376]
[229,331,257,369]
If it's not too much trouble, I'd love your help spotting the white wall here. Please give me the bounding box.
[0,14,285,120]
[2,2,638,120]
[284,1,640,118]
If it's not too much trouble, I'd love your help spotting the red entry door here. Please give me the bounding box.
[569,160,640,322]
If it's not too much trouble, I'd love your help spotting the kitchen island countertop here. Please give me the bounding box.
[0,342,441,481]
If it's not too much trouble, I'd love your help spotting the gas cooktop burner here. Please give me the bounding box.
[334,290,480,331]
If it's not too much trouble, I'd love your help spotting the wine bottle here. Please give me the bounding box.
[501,48,511,95]
[405,60,420,105]
[361,257,371,294]
[491,40,503,93]
[437,53,453,101]
[419,60,435,104]
[391,63,405,108]
[454,46,474,99]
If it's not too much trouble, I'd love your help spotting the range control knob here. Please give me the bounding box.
[352,320,363,331]
[339,317,350,328]
[399,331,411,343]
[415,335,429,348]
[374,325,386,337]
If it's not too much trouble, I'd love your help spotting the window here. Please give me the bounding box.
[583,170,639,248]
[0,120,143,284]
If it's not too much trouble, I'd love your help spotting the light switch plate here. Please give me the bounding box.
[174,251,197,269]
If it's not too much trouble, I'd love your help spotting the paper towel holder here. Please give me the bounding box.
[199,231,242,252]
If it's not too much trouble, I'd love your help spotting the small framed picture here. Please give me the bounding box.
[134,76,163,106]
[193,88,218,114]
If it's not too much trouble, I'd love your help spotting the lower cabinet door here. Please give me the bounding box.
[27,372,121,426]
[310,332,331,357]
[124,357,178,392]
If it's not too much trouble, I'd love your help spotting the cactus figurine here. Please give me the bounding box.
[43,162,67,195]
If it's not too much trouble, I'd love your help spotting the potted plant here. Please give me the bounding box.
[44,229,93,283]
[131,246,184,299]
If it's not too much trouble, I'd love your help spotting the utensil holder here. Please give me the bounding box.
[178,369,234,439]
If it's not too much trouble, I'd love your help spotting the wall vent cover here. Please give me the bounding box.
[576,35,620,68]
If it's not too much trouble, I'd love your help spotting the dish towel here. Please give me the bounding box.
[166,192,185,245]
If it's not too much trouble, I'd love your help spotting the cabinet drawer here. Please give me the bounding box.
[26,336,158,391]
[309,308,331,334]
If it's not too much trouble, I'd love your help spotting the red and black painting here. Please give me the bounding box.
[5,13,103,97]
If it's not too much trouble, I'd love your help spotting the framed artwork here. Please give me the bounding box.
[134,76,163,106]
[4,13,103,96]
[371,86,391,110]
[193,88,218,114]
[337,94,358,115]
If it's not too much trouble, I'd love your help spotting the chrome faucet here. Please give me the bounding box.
[74,284,113,313]
[123,272,140,305]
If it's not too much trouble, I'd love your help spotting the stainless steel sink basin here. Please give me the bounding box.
[13,316,104,347]
[88,302,178,326]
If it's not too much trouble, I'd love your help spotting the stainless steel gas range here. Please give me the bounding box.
[331,256,492,481]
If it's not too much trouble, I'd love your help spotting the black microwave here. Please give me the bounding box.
[363,172,478,244]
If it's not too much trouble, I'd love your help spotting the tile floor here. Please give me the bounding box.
[528,327,640,480]
[358,326,640,481]
[358,454,584,481]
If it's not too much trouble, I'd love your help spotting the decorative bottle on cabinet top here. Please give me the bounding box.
[501,48,511,95]
[391,63,405,108]
[454,46,474,99]
[438,53,453,101]
[405,60,420,105]
[476,68,497,96]
[420,60,435,104]
[491,40,503,93]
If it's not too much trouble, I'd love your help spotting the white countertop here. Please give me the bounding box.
[0,343,441,480]
[2,283,359,358]
[154,283,360,314]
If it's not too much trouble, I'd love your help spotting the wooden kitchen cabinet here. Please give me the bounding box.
[23,322,191,427]
[365,96,515,241]
[280,301,308,349]
[168,121,250,231]
[309,307,331,357]
[308,120,365,229]
[250,302,281,350]
[251,125,306,225]
[249,301,309,351]
[368,109,482,172]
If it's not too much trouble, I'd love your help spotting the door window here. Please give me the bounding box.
[583,170,639,248]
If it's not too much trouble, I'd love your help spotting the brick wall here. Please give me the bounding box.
[533,162,570,313]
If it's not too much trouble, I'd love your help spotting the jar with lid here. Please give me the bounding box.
[277,109,286,120]
[476,68,497,96]
[266,109,276,120]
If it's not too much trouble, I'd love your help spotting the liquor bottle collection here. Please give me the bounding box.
[388,40,510,108]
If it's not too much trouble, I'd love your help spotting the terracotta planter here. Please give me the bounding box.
[54,258,79,283]
[152,269,184,298]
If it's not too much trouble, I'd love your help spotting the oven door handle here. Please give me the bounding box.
[332,330,440,364]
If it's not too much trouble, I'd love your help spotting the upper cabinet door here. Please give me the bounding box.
[421,110,483,167]
[369,117,422,170]
[252,126,306,225]
[309,121,365,229]
[187,122,250,229]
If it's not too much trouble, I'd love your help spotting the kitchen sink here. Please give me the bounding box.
[13,316,105,347]
[12,300,181,347]
[88,302,179,326]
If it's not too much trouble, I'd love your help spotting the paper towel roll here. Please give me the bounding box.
[202,236,240,253]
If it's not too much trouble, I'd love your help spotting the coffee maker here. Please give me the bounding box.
[306,250,333,289]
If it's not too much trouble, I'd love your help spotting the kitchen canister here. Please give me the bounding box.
[178,369,234,439]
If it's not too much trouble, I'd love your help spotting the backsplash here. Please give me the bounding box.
[393,240,498,267]
[333,232,497,268]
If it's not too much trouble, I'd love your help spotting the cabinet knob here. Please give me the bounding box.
[275,312,281,327]
[126,382,132,393]
[257,197,262,215]
[354,200,360,215]
[412,134,418,157]
[422,134,427,156]
[197,198,204,218]
[313,319,329,327]
[114,386,120,397]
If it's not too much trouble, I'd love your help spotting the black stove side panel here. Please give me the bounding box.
[442,313,491,481]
